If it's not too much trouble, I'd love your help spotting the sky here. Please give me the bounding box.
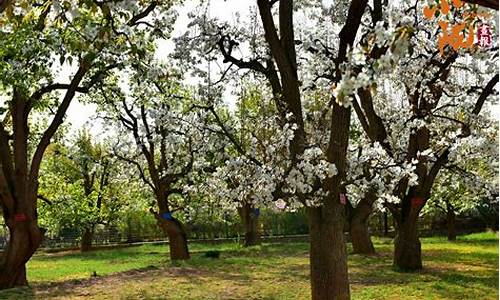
[65,0,254,134]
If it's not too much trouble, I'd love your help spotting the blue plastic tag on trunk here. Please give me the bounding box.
[253,208,260,217]
[162,212,173,220]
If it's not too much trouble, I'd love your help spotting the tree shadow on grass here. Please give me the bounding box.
[185,249,310,282]
[0,286,36,300]
[267,262,310,281]
[425,266,497,286]
[424,248,498,267]
[454,238,499,245]
[31,242,308,264]
[346,245,498,300]
[421,265,498,300]
[33,245,168,262]
[423,238,499,246]
[2,265,208,299]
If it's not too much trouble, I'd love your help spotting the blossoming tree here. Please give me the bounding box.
[95,63,217,260]
[335,0,498,270]
[0,0,173,288]
[426,122,498,240]
[175,0,393,298]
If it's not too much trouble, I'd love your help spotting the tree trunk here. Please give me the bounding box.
[350,219,375,255]
[308,200,350,300]
[394,214,422,271]
[383,211,388,236]
[0,221,43,289]
[238,203,261,247]
[392,126,431,271]
[446,209,456,241]
[308,103,351,300]
[80,227,94,252]
[154,213,189,260]
[349,192,376,255]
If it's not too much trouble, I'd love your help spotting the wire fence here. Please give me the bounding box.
[0,228,489,254]
[0,212,493,252]
[0,225,312,252]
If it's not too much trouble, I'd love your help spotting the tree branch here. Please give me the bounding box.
[31,84,91,100]
[127,1,158,26]
[0,122,14,187]
[193,104,263,166]
[0,0,11,14]
[113,150,155,191]
[30,61,91,184]
[0,166,14,213]
[472,73,499,115]
[37,194,53,205]
[30,63,120,103]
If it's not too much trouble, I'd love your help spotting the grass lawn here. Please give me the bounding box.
[0,232,497,299]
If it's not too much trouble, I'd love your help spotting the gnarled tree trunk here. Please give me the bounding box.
[80,226,94,252]
[350,219,375,255]
[238,203,261,247]
[394,218,421,270]
[0,46,91,291]
[393,125,431,271]
[349,191,376,255]
[383,211,389,236]
[153,211,189,260]
[254,0,368,297]
[0,218,43,289]
[393,197,423,271]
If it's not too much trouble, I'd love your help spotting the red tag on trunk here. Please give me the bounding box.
[339,193,347,205]
[14,214,27,222]
[411,197,425,207]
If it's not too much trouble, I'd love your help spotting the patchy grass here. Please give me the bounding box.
[349,232,498,300]
[0,232,497,299]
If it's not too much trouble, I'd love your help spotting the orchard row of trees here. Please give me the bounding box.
[35,126,497,248]
[0,0,498,299]
[35,127,312,250]
[13,126,495,251]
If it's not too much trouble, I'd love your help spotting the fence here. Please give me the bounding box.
[0,210,493,252]
[0,226,312,252]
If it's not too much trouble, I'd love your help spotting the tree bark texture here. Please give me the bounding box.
[0,219,43,288]
[308,202,350,300]
[238,203,261,247]
[393,194,425,271]
[350,219,375,255]
[153,212,190,260]
[446,209,456,241]
[308,104,352,300]
[348,190,376,255]
[80,227,94,252]
[394,217,422,270]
